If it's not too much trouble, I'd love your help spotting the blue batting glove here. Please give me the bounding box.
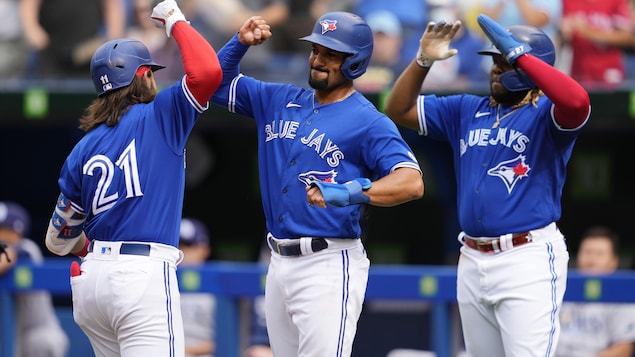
[312,178,371,207]
[477,14,531,64]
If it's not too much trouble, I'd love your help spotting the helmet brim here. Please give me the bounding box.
[477,45,501,56]
[299,34,355,55]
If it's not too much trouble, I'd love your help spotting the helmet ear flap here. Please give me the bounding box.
[90,39,165,96]
[477,24,555,91]
[500,69,536,91]
[342,53,369,80]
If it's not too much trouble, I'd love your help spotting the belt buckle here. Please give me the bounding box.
[270,236,282,255]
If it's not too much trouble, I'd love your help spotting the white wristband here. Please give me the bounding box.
[416,50,434,68]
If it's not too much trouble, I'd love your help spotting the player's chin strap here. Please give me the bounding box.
[311,178,372,207]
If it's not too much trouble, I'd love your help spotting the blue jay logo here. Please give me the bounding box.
[487,155,531,194]
[320,19,338,34]
[298,170,338,186]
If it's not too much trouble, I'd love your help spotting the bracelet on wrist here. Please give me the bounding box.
[416,51,434,68]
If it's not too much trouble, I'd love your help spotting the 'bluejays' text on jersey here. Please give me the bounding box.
[265,119,344,168]
[460,127,530,156]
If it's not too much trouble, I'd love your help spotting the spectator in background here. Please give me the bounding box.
[352,0,429,72]
[193,0,290,81]
[0,0,28,80]
[179,217,216,357]
[560,0,634,89]
[126,0,167,60]
[555,226,635,357]
[422,0,489,92]
[127,0,183,85]
[0,201,69,357]
[19,0,126,80]
[242,242,273,357]
[354,9,404,93]
[480,0,561,46]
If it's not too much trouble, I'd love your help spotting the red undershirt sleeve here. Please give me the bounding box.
[171,21,222,105]
[516,54,591,129]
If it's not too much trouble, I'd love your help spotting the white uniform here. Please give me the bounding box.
[15,238,69,357]
[556,302,635,357]
[457,223,569,356]
[181,293,216,357]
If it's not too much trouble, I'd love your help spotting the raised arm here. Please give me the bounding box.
[477,14,590,129]
[385,21,461,131]
[151,0,223,105]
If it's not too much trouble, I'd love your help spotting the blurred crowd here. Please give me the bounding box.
[2,0,635,92]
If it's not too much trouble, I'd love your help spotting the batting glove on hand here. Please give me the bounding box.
[311,178,371,207]
[416,20,461,68]
[477,14,531,64]
[151,0,189,38]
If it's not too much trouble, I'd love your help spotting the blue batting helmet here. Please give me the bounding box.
[478,25,555,91]
[299,11,373,80]
[179,218,211,246]
[90,38,165,96]
[0,201,30,237]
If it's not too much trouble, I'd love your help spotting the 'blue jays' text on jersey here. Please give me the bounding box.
[58,80,208,247]
[417,94,588,237]
[211,36,421,239]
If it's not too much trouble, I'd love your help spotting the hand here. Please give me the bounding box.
[309,178,371,207]
[151,0,189,38]
[416,20,461,68]
[237,16,272,46]
[477,14,531,64]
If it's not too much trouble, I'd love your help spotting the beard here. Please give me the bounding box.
[490,82,529,106]
[308,74,328,90]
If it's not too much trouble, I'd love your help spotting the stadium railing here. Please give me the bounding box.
[1,259,634,357]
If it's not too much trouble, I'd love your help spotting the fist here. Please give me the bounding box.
[151,0,189,38]
[238,16,272,46]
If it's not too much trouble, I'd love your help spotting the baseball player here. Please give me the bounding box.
[179,217,216,357]
[0,201,70,357]
[210,12,424,357]
[43,0,222,355]
[385,15,591,357]
[556,226,635,357]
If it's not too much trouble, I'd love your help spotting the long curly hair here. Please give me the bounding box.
[79,72,156,132]
[488,88,544,110]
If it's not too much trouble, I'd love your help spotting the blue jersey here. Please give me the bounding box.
[58,80,207,247]
[418,94,587,237]
[212,36,421,239]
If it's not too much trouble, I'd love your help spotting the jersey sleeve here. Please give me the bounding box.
[363,112,422,178]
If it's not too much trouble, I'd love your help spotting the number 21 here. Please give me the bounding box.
[83,139,143,215]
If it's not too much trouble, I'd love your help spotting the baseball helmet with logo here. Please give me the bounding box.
[478,25,555,91]
[299,11,373,80]
[90,38,165,96]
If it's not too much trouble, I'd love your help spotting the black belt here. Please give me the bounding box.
[88,242,151,256]
[268,236,328,256]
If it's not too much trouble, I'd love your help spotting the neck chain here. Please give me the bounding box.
[493,104,519,129]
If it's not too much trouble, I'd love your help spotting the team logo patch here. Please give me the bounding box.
[319,19,338,34]
[298,170,338,186]
[487,154,530,194]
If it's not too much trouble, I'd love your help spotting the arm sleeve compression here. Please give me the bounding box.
[517,54,591,129]
[172,21,222,105]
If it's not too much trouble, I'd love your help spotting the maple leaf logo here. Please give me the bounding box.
[487,155,531,194]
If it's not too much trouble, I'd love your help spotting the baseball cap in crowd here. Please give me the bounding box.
[0,201,30,237]
[179,218,210,246]
[365,10,402,36]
